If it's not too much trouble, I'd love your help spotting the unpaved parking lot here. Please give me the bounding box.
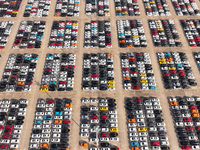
[1,0,200,150]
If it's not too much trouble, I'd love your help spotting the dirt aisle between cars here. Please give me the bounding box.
[1,0,200,149]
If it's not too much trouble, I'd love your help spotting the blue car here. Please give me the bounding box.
[34,120,42,125]
[47,54,53,57]
[32,57,38,60]
[66,25,72,28]
[177,64,183,67]
[37,36,43,39]
[50,81,56,85]
[164,52,171,56]
[57,33,63,36]
[131,142,139,147]
[31,34,37,37]
[24,57,31,60]
[44,116,52,120]
[117,14,122,16]
[55,112,63,115]
[150,86,157,90]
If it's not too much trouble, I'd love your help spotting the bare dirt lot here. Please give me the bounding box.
[1,0,200,150]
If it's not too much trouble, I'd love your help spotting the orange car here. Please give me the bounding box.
[127,44,133,48]
[41,84,48,88]
[192,114,200,118]
[191,109,199,114]
[166,58,173,61]
[170,102,178,106]
[13,43,20,46]
[128,119,136,123]
[129,56,135,59]
[65,103,72,107]
[54,120,62,124]
[17,81,25,85]
[124,77,130,80]
[119,40,125,43]
[55,14,60,17]
[80,142,88,147]
[40,144,49,148]
[132,147,139,150]
[71,43,77,46]
[107,53,113,57]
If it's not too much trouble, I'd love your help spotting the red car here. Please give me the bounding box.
[0,144,9,149]
[134,98,141,102]
[0,125,3,130]
[61,66,68,69]
[152,141,160,146]
[186,126,193,131]
[28,45,34,49]
[59,81,66,84]
[196,127,200,131]
[163,73,169,76]
[44,68,51,72]
[2,135,11,139]
[190,105,197,109]
[182,146,190,150]
[122,68,129,71]
[129,59,135,62]
[91,74,98,77]
[25,81,33,85]
[4,69,12,72]
[63,120,71,124]
[101,133,109,137]
[170,70,176,73]
[68,65,75,69]
[132,85,140,90]
[101,115,108,119]
[90,115,98,119]
[4,130,12,134]
[136,53,143,56]
[11,75,18,78]
[183,118,191,122]
[46,100,54,104]
[130,71,137,74]
[5,125,13,130]
[49,43,55,46]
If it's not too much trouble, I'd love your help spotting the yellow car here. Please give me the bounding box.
[132,35,139,38]
[100,107,108,111]
[155,22,161,24]
[145,6,151,9]
[169,67,176,70]
[110,128,118,132]
[140,80,148,83]
[108,80,115,84]
[72,23,78,25]
[158,28,164,31]
[40,88,48,92]
[104,12,110,15]
[138,127,147,132]
[150,1,155,3]
[12,11,18,14]
[122,12,128,15]
[159,58,166,62]
[139,73,146,77]
[159,61,166,64]
[116,8,121,11]
[107,83,115,87]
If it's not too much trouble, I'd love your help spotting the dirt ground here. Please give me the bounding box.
[1,0,200,150]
